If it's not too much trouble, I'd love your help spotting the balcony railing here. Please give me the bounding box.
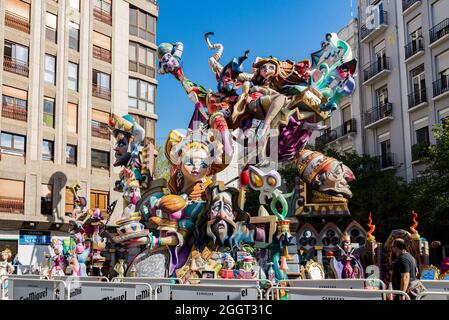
[405,37,423,60]
[0,197,24,214]
[360,10,388,40]
[402,0,420,12]
[363,57,390,82]
[380,152,395,169]
[411,143,429,162]
[315,119,357,145]
[433,75,449,98]
[92,121,110,140]
[92,84,111,101]
[430,18,449,44]
[2,102,27,122]
[3,56,29,77]
[93,7,112,25]
[5,11,30,33]
[365,103,393,126]
[408,88,427,109]
[93,45,112,63]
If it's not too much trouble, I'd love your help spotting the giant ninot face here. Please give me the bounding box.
[112,131,131,167]
[315,160,355,199]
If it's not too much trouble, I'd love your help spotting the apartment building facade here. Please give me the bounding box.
[313,18,364,155]
[0,0,159,261]
[315,0,449,183]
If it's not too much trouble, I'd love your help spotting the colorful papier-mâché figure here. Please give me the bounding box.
[158,33,252,157]
[0,248,14,276]
[136,126,227,276]
[332,232,364,279]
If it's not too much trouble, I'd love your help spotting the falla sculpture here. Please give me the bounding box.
[42,32,361,282]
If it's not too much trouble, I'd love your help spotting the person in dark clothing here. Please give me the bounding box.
[391,238,418,300]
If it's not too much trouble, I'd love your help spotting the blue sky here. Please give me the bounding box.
[155,0,355,143]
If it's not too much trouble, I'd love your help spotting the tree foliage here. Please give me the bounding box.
[154,143,171,182]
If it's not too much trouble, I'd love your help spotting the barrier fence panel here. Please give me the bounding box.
[7,278,66,300]
[189,278,273,300]
[169,283,262,300]
[278,279,386,290]
[267,287,410,300]
[67,280,153,300]
[112,277,182,300]
[420,281,449,300]
[416,291,449,300]
[1,275,49,300]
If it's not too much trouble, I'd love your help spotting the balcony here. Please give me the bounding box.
[402,0,421,14]
[360,10,388,43]
[430,18,449,47]
[0,197,24,214]
[380,152,395,170]
[3,56,29,77]
[5,11,30,34]
[411,143,429,162]
[92,84,111,101]
[93,7,112,25]
[363,57,391,85]
[315,119,357,146]
[433,75,449,100]
[93,45,112,63]
[92,121,110,140]
[2,102,27,122]
[404,37,424,62]
[408,88,427,111]
[364,103,393,129]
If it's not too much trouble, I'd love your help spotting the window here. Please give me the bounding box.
[44,54,56,84]
[374,41,387,71]
[45,12,57,43]
[375,86,388,106]
[130,7,156,43]
[4,0,31,33]
[65,187,75,216]
[40,184,53,215]
[90,189,109,217]
[69,0,80,11]
[42,140,54,161]
[91,149,109,169]
[0,132,25,156]
[68,62,79,91]
[93,31,111,63]
[92,70,111,100]
[67,103,78,133]
[129,78,155,113]
[4,41,29,76]
[416,127,430,146]
[2,85,27,122]
[69,21,79,51]
[92,109,110,139]
[0,179,25,214]
[43,97,55,128]
[66,144,77,164]
[380,139,392,168]
[129,42,156,77]
[93,0,112,25]
[411,65,425,93]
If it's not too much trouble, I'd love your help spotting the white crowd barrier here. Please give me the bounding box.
[3,277,66,300]
[111,277,182,300]
[266,286,410,300]
[1,275,49,300]
[419,280,449,300]
[67,280,153,300]
[168,283,262,300]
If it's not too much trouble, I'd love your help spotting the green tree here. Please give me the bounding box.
[154,143,171,181]
[410,122,449,243]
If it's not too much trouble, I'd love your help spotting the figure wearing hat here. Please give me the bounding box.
[158,33,252,156]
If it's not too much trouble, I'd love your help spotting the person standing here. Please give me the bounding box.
[391,238,418,300]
